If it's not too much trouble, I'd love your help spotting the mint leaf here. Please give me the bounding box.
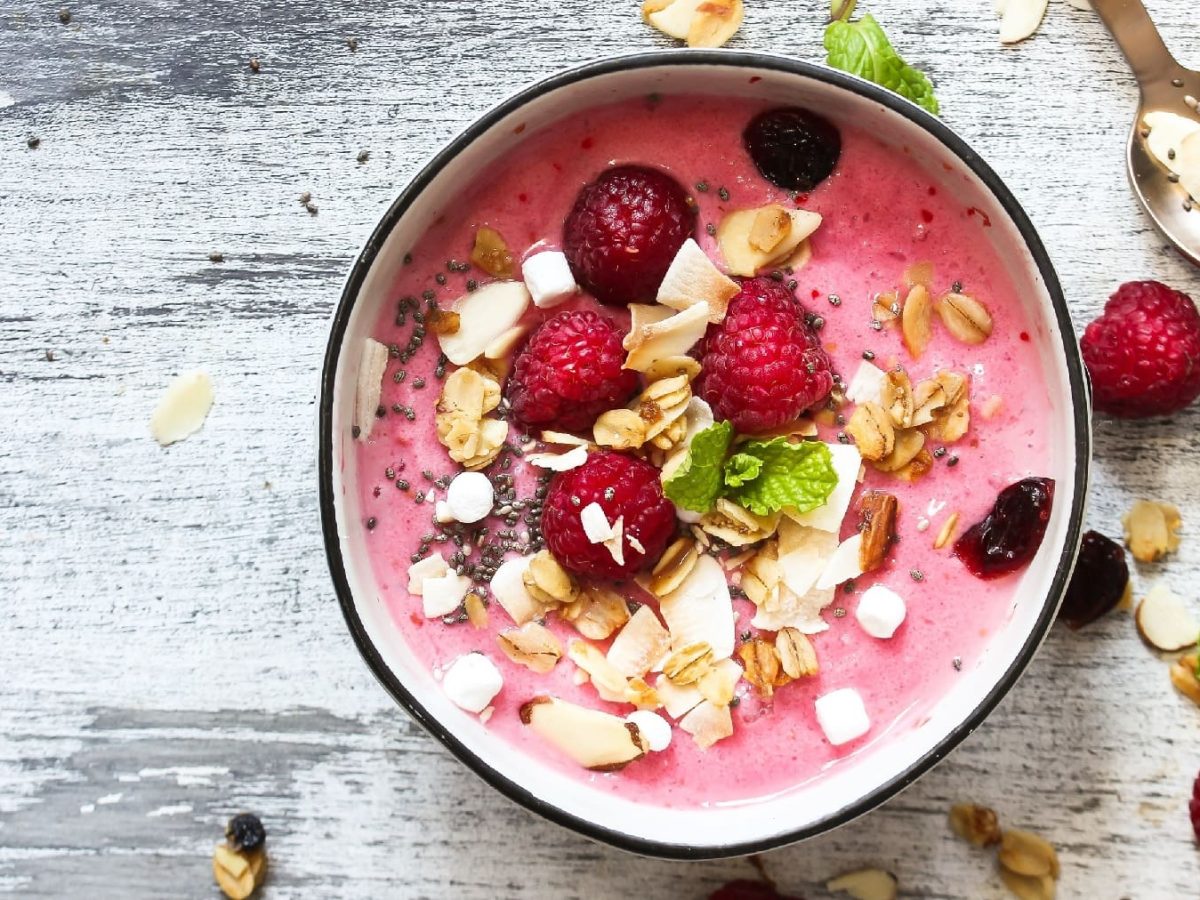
[824,14,940,115]
[724,453,763,489]
[724,439,838,516]
[662,421,734,514]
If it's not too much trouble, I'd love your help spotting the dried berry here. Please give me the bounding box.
[953,478,1055,579]
[743,107,841,191]
[1190,771,1200,843]
[709,880,802,900]
[1058,530,1129,629]
[226,813,266,853]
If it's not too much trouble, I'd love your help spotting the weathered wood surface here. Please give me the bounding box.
[1,0,1199,896]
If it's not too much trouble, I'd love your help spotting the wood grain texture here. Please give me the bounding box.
[1,0,1198,896]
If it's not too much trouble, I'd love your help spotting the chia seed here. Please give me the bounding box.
[414,491,425,503]
[466,279,478,292]
[375,405,386,418]
[604,487,615,501]
[933,446,947,458]
[837,431,848,444]
[828,294,842,307]
[947,455,959,467]
[435,273,447,285]
[770,270,784,282]
[951,280,963,293]
[910,568,925,582]
[422,289,435,302]
[393,370,406,383]
[403,253,413,266]
[870,320,883,331]
[396,479,409,491]
[862,350,876,361]
[952,656,963,671]
[705,223,717,236]
[810,315,825,330]
[843,580,856,593]
[422,469,434,481]
[717,187,730,202]
[351,425,361,439]
[365,517,377,530]
[386,467,396,480]
[787,279,798,291]
[696,181,709,193]
[833,607,846,618]
[402,406,416,421]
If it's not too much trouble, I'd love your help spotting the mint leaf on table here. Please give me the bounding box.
[724,438,838,517]
[723,453,763,489]
[662,421,734,514]
[824,14,940,116]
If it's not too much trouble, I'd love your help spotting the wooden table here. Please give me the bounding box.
[2,0,1198,895]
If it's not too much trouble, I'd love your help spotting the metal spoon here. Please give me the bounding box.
[1093,0,1200,266]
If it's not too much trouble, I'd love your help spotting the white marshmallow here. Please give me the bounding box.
[522,251,578,309]
[422,571,472,618]
[815,688,871,746]
[442,653,503,713]
[446,471,494,523]
[580,502,615,543]
[855,584,907,639]
[407,553,448,595]
[626,710,673,752]
[435,500,456,524]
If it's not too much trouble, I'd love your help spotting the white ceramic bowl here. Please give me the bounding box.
[319,51,1091,858]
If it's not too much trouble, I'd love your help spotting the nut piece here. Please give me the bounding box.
[464,591,489,629]
[469,226,514,278]
[426,307,461,336]
[749,204,792,253]
[857,491,899,572]
[937,291,993,344]
[737,637,788,697]
[519,696,646,770]
[910,377,948,426]
[522,550,579,606]
[872,291,900,326]
[825,868,898,900]
[594,408,649,450]
[687,0,744,48]
[1169,654,1200,706]
[933,511,960,550]
[901,284,933,358]
[435,366,508,469]
[568,640,630,702]
[650,536,701,598]
[624,303,710,372]
[642,354,703,383]
[497,622,562,674]
[606,605,671,677]
[716,205,822,276]
[699,498,781,546]
[845,402,895,462]
[776,627,819,678]
[998,868,1056,900]
[213,843,266,900]
[948,803,1002,847]
[1135,583,1198,652]
[152,369,215,447]
[998,829,1060,879]
[677,698,734,749]
[1122,499,1182,563]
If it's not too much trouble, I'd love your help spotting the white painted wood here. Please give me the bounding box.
[0,0,1197,896]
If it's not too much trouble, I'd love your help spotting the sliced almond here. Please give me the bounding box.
[436,280,530,366]
[903,260,935,287]
[937,292,993,344]
[776,627,819,678]
[933,511,960,550]
[948,803,1002,847]
[663,641,715,686]
[687,0,743,47]
[749,204,792,253]
[845,402,895,462]
[998,829,1059,878]
[1170,654,1200,706]
[825,868,898,900]
[464,591,489,629]
[484,324,528,360]
[901,284,933,358]
[624,303,710,372]
[571,587,631,641]
[568,641,630,703]
[525,445,589,472]
[738,637,785,697]
[213,843,259,900]
[858,491,898,572]
[1122,499,1182,563]
[497,622,562,674]
[650,537,701,597]
[998,0,1049,44]
[881,369,915,428]
[874,428,925,473]
[469,226,514,278]
[643,0,696,37]
[894,447,934,483]
[717,206,822,277]
[523,550,579,606]
[998,868,1055,900]
[643,355,703,383]
[607,605,672,678]
[657,237,739,323]
[350,341,387,441]
[519,696,646,770]
[1135,583,1198,652]
[677,699,733,749]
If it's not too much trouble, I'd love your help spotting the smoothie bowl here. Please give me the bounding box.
[319,52,1090,858]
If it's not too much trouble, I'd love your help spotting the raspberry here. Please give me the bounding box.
[506,310,639,432]
[1081,280,1200,418]
[563,165,696,306]
[696,277,834,434]
[1191,771,1200,843]
[743,107,842,192]
[541,451,676,580]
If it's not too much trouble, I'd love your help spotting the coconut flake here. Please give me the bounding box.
[580,502,616,543]
[607,605,672,678]
[656,238,739,322]
[844,360,887,405]
[659,555,735,660]
[816,533,865,590]
[526,445,588,472]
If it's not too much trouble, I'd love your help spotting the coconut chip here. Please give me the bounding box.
[497,622,562,674]
[436,280,530,365]
[656,237,739,322]
[607,605,672,678]
[678,699,734,749]
[525,445,589,472]
[623,302,710,372]
[568,640,630,703]
[351,339,388,441]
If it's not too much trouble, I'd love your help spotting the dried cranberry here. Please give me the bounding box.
[953,477,1055,579]
[1058,530,1129,629]
[1190,771,1200,843]
[743,107,841,191]
[709,880,803,900]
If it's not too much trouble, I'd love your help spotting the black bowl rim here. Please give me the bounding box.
[318,49,1091,860]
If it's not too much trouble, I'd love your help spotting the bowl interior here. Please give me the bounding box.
[321,53,1089,857]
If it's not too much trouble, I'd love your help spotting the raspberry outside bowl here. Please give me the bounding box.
[319,51,1091,859]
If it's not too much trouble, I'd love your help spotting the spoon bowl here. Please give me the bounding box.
[1094,0,1200,266]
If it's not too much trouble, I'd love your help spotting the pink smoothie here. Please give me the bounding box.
[354,94,1052,808]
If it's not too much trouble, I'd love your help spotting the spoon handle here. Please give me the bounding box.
[1091,0,1181,87]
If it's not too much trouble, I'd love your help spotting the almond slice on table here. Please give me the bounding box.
[997,0,1049,44]
[1122,499,1182,563]
[657,238,739,322]
[151,369,216,447]
[350,339,389,441]
[1135,583,1198,652]
[716,206,823,277]
[607,605,672,678]
[998,829,1060,878]
[624,302,710,372]
[519,696,647,770]
[436,280,530,365]
[658,554,735,660]
[998,869,1056,900]
[1169,653,1200,706]
[643,0,743,49]
[497,622,562,674]
[948,803,1002,847]
[825,868,898,900]
[678,698,734,749]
